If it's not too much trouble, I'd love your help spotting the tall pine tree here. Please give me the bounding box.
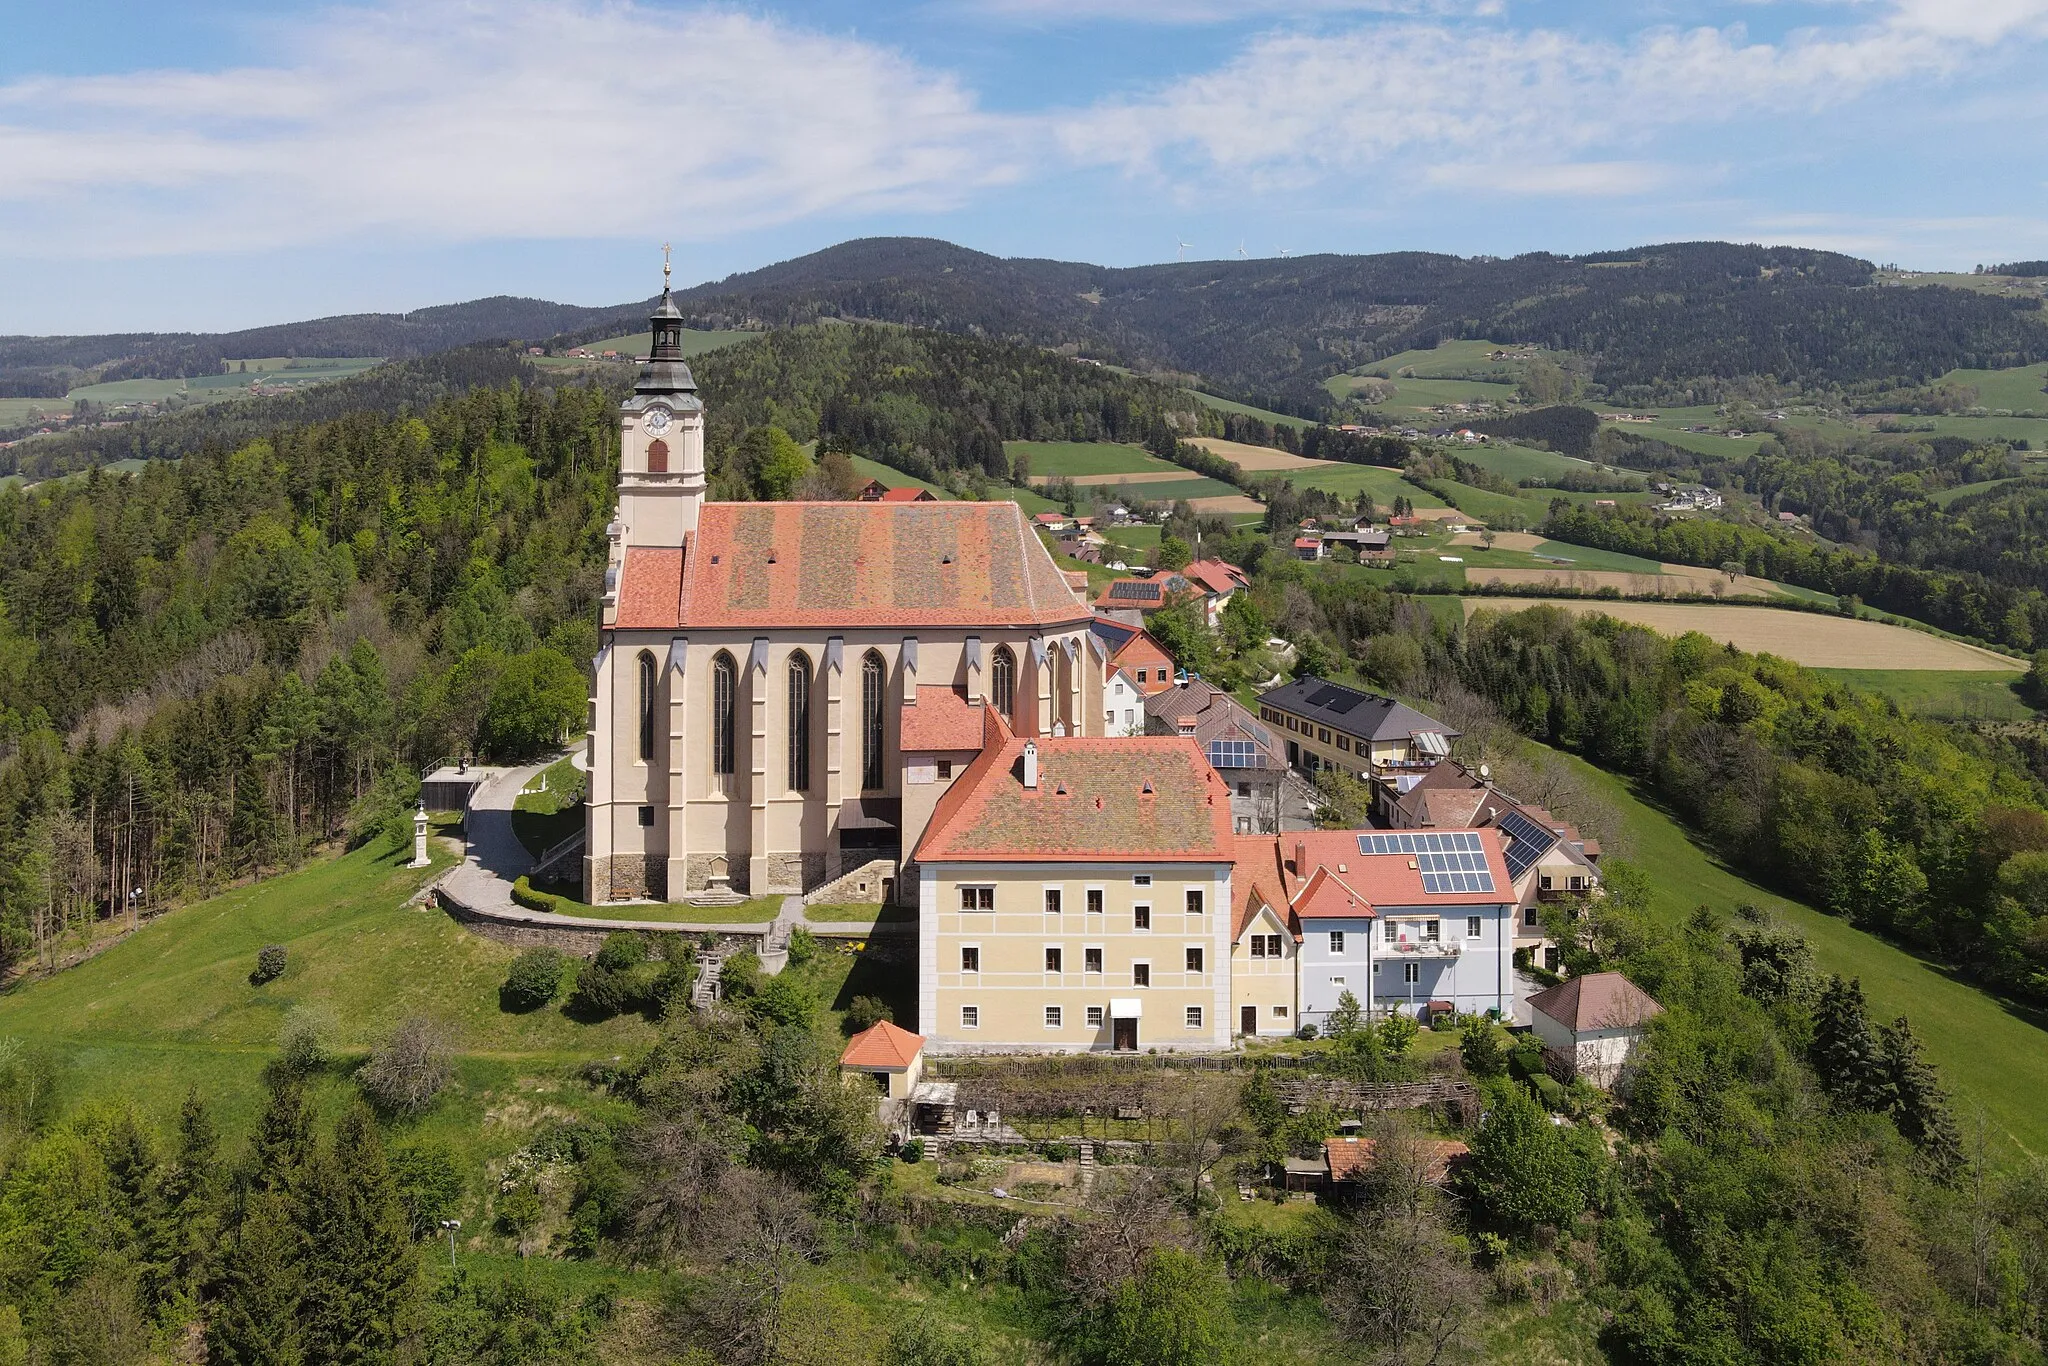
[1809,976,1894,1112]
[207,1189,306,1366]
[1880,1016,1964,1177]
[161,1089,220,1315]
[301,1104,419,1365]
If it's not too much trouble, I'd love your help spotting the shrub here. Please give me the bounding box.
[1459,1016,1509,1078]
[389,1138,465,1238]
[1377,1012,1419,1056]
[881,1318,996,1366]
[510,876,571,914]
[501,947,566,1012]
[786,925,818,965]
[648,958,696,1016]
[358,1016,456,1116]
[250,944,288,986]
[269,1006,337,1083]
[569,963,631,1019]
[1296,1023,1319,1041]
[720,949,763,999]
[902,1138,925,1164]
[1530,1073,1566,1111]
[594,932,648,972]
[844,995,894,1033]
[746,973,815,1028]
[496,1182,544,1237]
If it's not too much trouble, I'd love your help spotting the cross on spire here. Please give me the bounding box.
[661,242,672,290]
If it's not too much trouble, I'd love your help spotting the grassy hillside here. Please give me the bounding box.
[1810,667,2034,721]
[0,832,653,1144]
[1560,751,2048,1155]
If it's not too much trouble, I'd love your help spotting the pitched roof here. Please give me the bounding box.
[1292,864,1376,920]
[1283,828,1512,907]
[1525,972,1663,1032]
[917,735,1234,864]
[613,501,1087,631]
[1090,615,1172,664]
[1145,679,1280,766]
[901,687,987,751]
[1324,1136,1469,1184]
[840,1020,925,1069]
[1257,676,1459,744]
[1093,575,1192,610]
[877,486,937,503]
[1231,835,1291,940]
[1182,558,1247,595]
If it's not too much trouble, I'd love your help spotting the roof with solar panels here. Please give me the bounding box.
[1280,828,1512,909]
[1256,676,1459,745]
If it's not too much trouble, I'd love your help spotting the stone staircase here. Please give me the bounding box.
[529,829,585,886]
[692,953,723,1011]
[1077,1141,1096,1194]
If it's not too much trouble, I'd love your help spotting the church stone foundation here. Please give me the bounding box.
[589,854,665,904]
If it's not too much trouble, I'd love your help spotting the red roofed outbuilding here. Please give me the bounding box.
[840,1020,926,1098]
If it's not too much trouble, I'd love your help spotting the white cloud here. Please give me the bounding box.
[1422,161,1686,197]
[956,0,1500,24]
[0,0,1025,258]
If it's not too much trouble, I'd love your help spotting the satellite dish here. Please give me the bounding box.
[1479,763,1490,780]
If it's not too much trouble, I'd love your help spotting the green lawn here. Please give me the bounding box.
[1930,477,2020,507]
[1560,751,2048,1156]
[1281,463,1444,507]
[1106,475,1240,502]
[1458,442,1593,484]
[1524,539,1668,574]
[1935,360,2048,414]
[532,890,782,924]
[511,757,585,860]
[1185,390,1313,429]
[0,834,653,1145]
[1006,441,1170,477]
[845,453,949,497]
[1810,668,2034,721]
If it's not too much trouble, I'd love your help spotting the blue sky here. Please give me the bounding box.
[4,0,2047,333]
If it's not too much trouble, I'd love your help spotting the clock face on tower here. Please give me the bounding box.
[643,406,672,436]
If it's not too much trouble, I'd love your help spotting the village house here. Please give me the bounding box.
[1387,760,1602,972]
[1104,668,1144,736]
[1293,536,1325,561]
[1144,677,1285,835]
[1089,617,1177,696]
[915,722,1236,1053]
[839,1020,926,1099]
[1525,971,1662,1086]
[1179,558,1250,627]
[858,479,938,503]
[1255,676,1456,814]
[1230,837,1299,1038]
[1091,572,1196,624]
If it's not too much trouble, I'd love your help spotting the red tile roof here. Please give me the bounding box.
[917,735,1234,864]
[1231,835,1295,941]
[613,502,1088,631]
[1181,558,1248,595]
[840,1020,925,1069]
[1282,829,1512,907]
[1292,537,1321,550]
[901,687,987,751]
[1525,972,1663,1032]
[1324,1136,1469,1183]
[1291,864,1376,920]
[877,486,937,503]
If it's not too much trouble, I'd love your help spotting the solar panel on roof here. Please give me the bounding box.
[1357,831,1496,894]
[1495,807,1560,882]
[1208,740,1259,768]
[1108,582,1160,601]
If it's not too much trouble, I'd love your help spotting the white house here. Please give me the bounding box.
[1524,971,1662,1087]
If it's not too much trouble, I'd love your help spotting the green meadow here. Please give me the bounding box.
[1810,668,2034,722]
[1004,440,1170,477]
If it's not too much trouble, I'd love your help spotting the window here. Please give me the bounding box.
[1466,916,1482,940]
[711,651,736,785]
[1249,935,1267,960]
[1133,904,1151,931]
[786,652,811,792]
[1084,947,1103,974]
[860,651,886,791]
[1272,1005,1289,1018]
[1424,919,1441,942]
[636,651,657,761]
[960,1006,979,1029]
[633,805,653,828]
[1523,906,1539,928]
[1086,1006,1104,1027]
[1330,931,1345,955]
[936,759,952,780]
[1086,888,1104,915]
[1135,668,1146,683]
[1237,782,1252,797]
[1044,888,1062,915]
[1185,1006,1203,1030]
[1569,876,1587,891]
[1383,920,1397,943]
[1185,946,1204,973]
[1264,933,1283,958]
[991,644,1016,720]
[959,886,995,911]
[1403,962,1420,984]
[1337,736,1350,752]
[1045,1006,1063,1029]
[960,947,979,973]
[1329,975,1346,987]
[1185,889,1204,917]
[1045,947,1063,973]
[646,437,669,473]
[1132,874,1152,887]
[1318,727,1331,744]
[1132,962,1151,987]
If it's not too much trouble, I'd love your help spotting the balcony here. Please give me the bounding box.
[1385,939,1461,958]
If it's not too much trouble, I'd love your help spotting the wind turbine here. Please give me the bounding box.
[1176,237,1193,261]
[1237,240,1249,259]
[1279,246,1293,259]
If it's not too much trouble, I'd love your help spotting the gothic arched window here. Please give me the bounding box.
[646,438,669,473]
[991,644,1016,721]
[787,652,812,793]
[861,650,886,792]
[711,651,736,790]
[636,651,657,761]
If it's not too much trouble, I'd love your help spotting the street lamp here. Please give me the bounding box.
[439,1218,461,1272]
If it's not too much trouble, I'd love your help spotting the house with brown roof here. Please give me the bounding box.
[1525,971,1661,1087]
[915,727,1236,1053]
[1323,1135,1470,1189]
[876,486,938,503]
[586,274,1105,905]
[1180,558,1249,626]
[1230,835,1300,1037]
[1144,677,1284,835]
[1089,616,1177,696]
[840,1020,926,1099]
[1092,573,1197,624]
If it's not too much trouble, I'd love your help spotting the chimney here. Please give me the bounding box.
[1022,740,1039,789]
[1293,840,1306,874]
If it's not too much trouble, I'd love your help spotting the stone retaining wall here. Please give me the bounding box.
[435,886,770,958]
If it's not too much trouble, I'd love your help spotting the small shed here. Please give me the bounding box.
[1324,1135,1469,1189]
[840,1020,925,1100]
[422,764,488,812]
[1525,971,1662,1087]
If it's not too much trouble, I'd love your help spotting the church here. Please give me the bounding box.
[583,276,1108,904]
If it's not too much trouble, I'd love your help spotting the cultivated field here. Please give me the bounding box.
[1047,468,1191,486]
[1188,493,1266,515]
[1463,564,1794,598]
[1451,530,1545,551]
[1184,436,1329,471]
[1462,599,2023,669]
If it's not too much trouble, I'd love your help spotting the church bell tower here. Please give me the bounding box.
[616,247,707,548]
